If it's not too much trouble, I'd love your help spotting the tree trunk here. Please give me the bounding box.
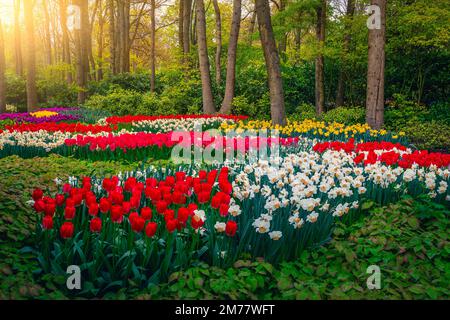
[255,0,286,126]
[117,0,125,73]
[195,0,216,114]
[212,0,222,87]
[220,0,241,114]
[123,0,130,72]
[278,0,287,58]
[247,8,257,46]
[336,0,355,107]
[315,0,326,116]
[24,0,38,111]
[60,0,72,83]
[150,0,156,92]
[366,0,386,130]
[0,20,6,113]
[108,0,117,74]
[75,0,89,104]
[14,0,23,76]
[43,0,53,65]
[183,0,193,55]
[179,0,184,52]
[97,0,104,80]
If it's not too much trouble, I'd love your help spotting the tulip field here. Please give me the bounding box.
[0,107,449,300]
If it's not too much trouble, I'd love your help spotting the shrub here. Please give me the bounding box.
[84,88,150,116]
[5,74,27,110]
[384,94,429,129]
[290,103,316,121]
[401,120,450,152]
[321,106,365,125]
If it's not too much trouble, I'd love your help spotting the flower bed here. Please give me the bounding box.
[30,136,450,293]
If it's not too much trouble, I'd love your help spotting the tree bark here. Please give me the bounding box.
[247,8,257,46]
[97,0,104,80]
[24,0,38,111]
[255,0,286,126]
[150,0,156,92]
[75,0,89,104]
[336,0,355,107]
[179,0,184,52]
[183,0,193,54]
[14,0,23,76]
[278,0,287,58]
[315,0,326,116]
[43,0,53,65]
[212,0,222,87]
[108,0,117,74]
[0,20,6,113]
[220,0,242,114]
[366,0,386,130]
[195,0,216,114]
[60,0,72,83]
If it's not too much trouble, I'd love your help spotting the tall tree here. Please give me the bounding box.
[247,8,257,46]
[60,0,72,83]
[278,0,287,57]
[255,0,286,125]
[24,0,38,111]
[150,0,156,92]
[183,0,193,55]
[108,0,117,74]
[212,0,222,86]
[14,0,23,76]
[97,0,105,80]
[315,0,326,116]
[74,0,89,103]
[220,0,242,114]
[195,0,216,114]
[366,0,386,129]
[43,0,53,65]
[336,0,355,107]
[179,0,184,51]
[0,19,6,113]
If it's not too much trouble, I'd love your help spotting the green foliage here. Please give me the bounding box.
[321,106,365,125]
[290,103,316,121]
[5,74,27,110]
[401,120,450,152]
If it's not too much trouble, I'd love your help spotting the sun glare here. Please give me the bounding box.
[0,0,15,28]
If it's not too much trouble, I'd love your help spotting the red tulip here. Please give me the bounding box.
[55,194,65,207]
[42,216,53,230]
[32,188,44,201]
[44,203,56,217]
[156,200,168,214]
[219,204,229,217]
[191,215,204,229]
[99,197,111,213]
[166,219,178,233]
[141,207,152,220]
[64,206,76,220]
[172,191,186,205]
[225,221,237,237]
[145,222,158,237]
[88,203,99,216]
[177,207,189,223]
[111,205,124,223]
[34,199,45,213]
[131,216,145,233]
[60,222,74,239]
[90,218,102,233]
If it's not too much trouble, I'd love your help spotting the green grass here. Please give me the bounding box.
[0,156,448,299]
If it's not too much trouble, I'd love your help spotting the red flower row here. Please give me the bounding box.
[313,139,450,168]
[64,131,300,152]
[6,122,116,133]
[33,167,237,239]
[104,114,249,125]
